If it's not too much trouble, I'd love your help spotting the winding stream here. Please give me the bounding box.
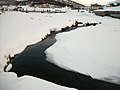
[9,23,120,90]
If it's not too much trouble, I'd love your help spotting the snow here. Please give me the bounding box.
[45,12,120,84]
[104,6,120,11]
[96,6,120,11]
[5,64,12,72]
[0,9,120,89]
[0,72,76,90]
[0,10,78,89]
[0,10,75,71]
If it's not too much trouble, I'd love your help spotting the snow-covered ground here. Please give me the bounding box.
[0,9,120,90]
[0,72,76,90]
[0,10,81,90]
[0,10,75,71]
[45,12,120,84]
[104,6,120,11]
[96,6,120,11]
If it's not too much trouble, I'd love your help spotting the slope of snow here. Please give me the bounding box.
[0,10,120,89]
[0,11,77,71]
[45,13,120,84]
[96,6,120,11]
[0,10,80,90]
[0,72,76,90]
[104,6,120,11]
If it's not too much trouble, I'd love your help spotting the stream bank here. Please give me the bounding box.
[8,22,120,90]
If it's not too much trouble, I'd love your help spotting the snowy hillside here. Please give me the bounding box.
[104,5,120,11]
[103,0,120,12]
[17,0,83,8]
[0,10,74,71]
[106,0,120,7]
[0,9,120,90]
[45,12,120,85]
[95,5,120,12]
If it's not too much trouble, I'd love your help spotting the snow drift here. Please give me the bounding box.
[45,13,120,84]
[0,11,75,71]
[0,72,76,90]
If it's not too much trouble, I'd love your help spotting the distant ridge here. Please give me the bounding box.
[28,0,85,9]
[0,0,85,9]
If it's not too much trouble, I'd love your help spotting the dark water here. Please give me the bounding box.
[9,25,120,90]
